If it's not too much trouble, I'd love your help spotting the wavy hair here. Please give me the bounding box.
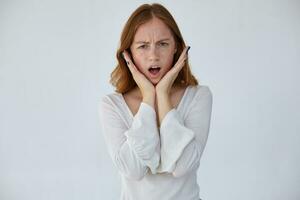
[110,3,199,93]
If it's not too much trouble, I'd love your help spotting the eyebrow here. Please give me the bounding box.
[134,38,171,44]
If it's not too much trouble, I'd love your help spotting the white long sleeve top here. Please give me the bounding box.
[98,85,213,200]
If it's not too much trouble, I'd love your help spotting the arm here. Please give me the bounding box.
[98,96,160,180]
[156,90,173,127]
[156,87,213,177]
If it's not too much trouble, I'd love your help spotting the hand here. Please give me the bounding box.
[155,46,190,125]
[155,46,190,96]
[122,50,156,107]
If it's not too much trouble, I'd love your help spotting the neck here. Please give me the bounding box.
[131,84,182,98]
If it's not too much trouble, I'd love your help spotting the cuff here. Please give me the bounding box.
[158,109,195,172]
[125,102,160,171]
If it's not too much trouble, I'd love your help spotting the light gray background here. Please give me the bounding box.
[1,0,299,199]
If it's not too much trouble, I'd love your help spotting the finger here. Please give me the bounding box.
[173,46,189,68]
[171,56,187,74]
[122,50,148,83]
[122,50,138,73]
[172,46,190,72]
[178,46,190,62]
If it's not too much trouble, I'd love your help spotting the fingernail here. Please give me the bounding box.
[186,46,190,56]
[126,61,129,65]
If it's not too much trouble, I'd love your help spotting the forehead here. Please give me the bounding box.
[133,17,173,42]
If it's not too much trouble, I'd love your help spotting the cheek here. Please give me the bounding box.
[162,52,175,70]
[131,52,145,71]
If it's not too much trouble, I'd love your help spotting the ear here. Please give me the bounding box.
[174,48,177,54]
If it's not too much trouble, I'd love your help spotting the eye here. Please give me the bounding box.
[138,45,148,49]
[160,42,168,46]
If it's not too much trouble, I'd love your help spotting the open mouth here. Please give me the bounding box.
[148,66,161,75]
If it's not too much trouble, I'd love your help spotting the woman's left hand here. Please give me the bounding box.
[155,46,190,95]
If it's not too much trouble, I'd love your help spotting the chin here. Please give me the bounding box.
[150,79,160,85]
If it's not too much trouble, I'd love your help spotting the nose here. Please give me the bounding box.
[148,46,159,62]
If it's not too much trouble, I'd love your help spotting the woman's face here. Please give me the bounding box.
[130,17,177,85]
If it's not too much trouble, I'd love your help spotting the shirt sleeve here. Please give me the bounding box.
[98,96,160,180]
[156,87,213,177]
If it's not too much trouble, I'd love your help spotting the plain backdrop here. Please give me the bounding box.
[1,0,299,199]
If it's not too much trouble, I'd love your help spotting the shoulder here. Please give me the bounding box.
[98,92,123,111]
[189,84,213,105]
[189,84,212,98]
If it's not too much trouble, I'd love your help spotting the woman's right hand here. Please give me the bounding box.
[122,50,156,107]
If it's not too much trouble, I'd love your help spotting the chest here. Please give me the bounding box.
[123,88,186,118]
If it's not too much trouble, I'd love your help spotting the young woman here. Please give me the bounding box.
[99,3,213,200]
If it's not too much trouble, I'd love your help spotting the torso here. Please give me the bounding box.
[122,85,188,125]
